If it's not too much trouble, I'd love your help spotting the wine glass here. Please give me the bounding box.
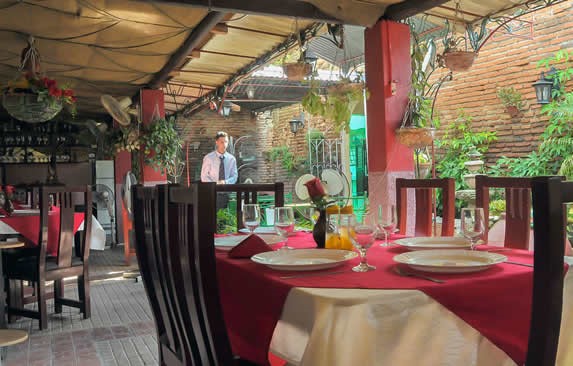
[242,204,260,235]
[377,204,397,247]
[302,206,319,228]
[275,207,295,250]
[461,208,486,250]
[347,214,378,272]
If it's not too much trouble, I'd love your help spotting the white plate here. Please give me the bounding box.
[393,250,507,273]
[214,234,283,251]
[251,249,358,271]
[238,227,299,236]
[394,237,472,251]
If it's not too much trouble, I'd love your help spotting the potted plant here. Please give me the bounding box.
[496,86,524,118]
[140,116,184,176]
[302,73,367,133]
[415,150,432,178]
[397,21,448,149]
[440,18,489,72]
[283,32,314,81]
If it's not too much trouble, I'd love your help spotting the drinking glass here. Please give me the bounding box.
[302,206,319,226]
[347,214,378,272]
[461,207,486,249]
[275,207,295,250]
[377,204,397,247]
[242,204,260,235]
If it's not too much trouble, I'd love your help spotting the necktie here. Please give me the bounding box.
[218,155,225,181]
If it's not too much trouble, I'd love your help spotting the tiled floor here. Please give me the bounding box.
[3,247,157,366]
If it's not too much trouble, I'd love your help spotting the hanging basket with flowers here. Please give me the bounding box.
[2,37,76,123]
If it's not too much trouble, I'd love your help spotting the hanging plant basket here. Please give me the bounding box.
[283,62,312,81]
[326,82,363,96]
[2,92,62,123]
[396,127,435,149]
[443,51,477,72]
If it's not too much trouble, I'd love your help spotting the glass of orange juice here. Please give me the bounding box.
[326,213,354,250]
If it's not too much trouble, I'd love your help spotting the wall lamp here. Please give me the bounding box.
[532,67,559,104]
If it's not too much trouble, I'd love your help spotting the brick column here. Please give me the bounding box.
[365,20,414,229]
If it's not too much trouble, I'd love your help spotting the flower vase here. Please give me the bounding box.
[312,209,326,248]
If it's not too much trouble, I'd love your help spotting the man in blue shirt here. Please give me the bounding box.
[201,131,238,208]
[201,131,238,184]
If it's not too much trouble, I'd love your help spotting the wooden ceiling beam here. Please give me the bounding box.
[211,23,229,35]
[147,11,227,89]
[384,0,451,21]
[134,0,344,23]
[186,50,202,59]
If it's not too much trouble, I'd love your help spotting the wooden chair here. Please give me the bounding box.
[4,185,92,330]
[528,176,568,365]
[475,175,532,249]
[216,183,284,230]
[395,178,455,236]
[133,183,258,366]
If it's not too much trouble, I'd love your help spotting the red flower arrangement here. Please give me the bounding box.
[304,177,332,210]
[4,72,77,116]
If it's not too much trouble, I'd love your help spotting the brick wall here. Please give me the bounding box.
[432,1,573,165]
[176,108,257,184]
[177,103,339,195]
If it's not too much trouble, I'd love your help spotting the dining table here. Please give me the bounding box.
[215,232,573,366]
[0,208,107,253]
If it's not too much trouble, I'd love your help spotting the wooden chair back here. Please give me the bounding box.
[39,185,92,267]
[395,178,455,236]
[134,183,236,366]
[529,176,568,365]
[216,183,284,230]
[475,175,532,249]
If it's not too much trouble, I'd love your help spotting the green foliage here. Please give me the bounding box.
[440,18,489,53]
[268,145,306,175]
[216,209,236,234]
[107,125,140,156]
[491,50,573,177]
[140,117,183,175]
[435,110,497,191]
[307,129,324,140]
[403,18,447,129]
[496,87,524,108]
[489,199,506,217]
[301,80,366,133]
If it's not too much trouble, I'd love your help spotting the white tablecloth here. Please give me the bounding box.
[270,257,573,366]
[0,215,107,251]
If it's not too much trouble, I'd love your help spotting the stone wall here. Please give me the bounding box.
[432,1,573,165]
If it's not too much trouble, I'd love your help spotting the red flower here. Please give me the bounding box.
[43,78,56,89]
[63,89,74,97]
[48,86,62,97]
[304,178,326,199]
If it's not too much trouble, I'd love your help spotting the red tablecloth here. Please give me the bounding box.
[215,233,569,366]
[0,210,84,256]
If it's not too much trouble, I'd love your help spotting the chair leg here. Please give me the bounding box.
[78,274,90,319]
[54,279,63,314]
[37,280,47,330]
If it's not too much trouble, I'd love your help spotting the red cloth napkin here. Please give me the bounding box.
[228,234,273,258]
[216,234,569,366]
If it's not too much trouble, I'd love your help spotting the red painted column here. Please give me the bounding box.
[139,89,168,185]
[365,20,414,230]
[114,133,132,263]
